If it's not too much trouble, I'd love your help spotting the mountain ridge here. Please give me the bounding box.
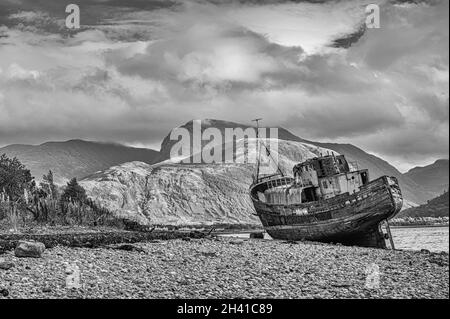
[404,159,449,196]
[1,119,445,206]
[0,139,160,184]
[80,139,339,225]
[158,119,437,205]
[398,191,449,218]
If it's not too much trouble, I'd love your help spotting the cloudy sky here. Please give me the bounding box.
[0,0,448,172]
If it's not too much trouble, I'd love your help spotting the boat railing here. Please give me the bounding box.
[257,173,281,182]
[293,178,313,188]
[266,177,292,189]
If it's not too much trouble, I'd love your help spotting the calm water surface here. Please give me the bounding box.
[390,226,448,253]
[220,226,449,252]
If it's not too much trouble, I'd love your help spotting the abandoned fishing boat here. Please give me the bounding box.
[249,127,403,249]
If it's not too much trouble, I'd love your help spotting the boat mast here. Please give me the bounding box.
[252,118,284,181]
[252,118,263,183]
[264,142,284,177]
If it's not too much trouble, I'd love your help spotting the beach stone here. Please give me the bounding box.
[0,288,9,297]
[0,233,446,299]
[14,241,46,258]
[429,255,449,267]
[0,258,15,270]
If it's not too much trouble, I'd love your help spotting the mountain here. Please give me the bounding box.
[3,119,442,226]
[404,159,449,195]
[0,140,160,184]
[80,118,440,226]
[81,139,337,225]
[158,119,435,206]
[82,162,257,226]
[157,119,314,162]
[398,192,449,218]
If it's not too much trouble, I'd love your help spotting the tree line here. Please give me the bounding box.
[0,153,111,228]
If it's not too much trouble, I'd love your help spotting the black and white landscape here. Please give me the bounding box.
[0,0,448,300]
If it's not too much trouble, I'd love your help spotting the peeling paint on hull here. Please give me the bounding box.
[250,176,403,248]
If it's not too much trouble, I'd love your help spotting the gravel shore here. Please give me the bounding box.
[0,237,448,299]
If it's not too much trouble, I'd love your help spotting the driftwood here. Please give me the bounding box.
[106,243,147,253]
[250,232,264,239]
[206,227,216,236]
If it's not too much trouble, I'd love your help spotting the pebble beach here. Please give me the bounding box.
[0,237,448,299]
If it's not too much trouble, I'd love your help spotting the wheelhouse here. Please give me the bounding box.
[254,154,370,205]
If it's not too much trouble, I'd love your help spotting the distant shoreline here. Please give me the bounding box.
[214,224,450,235]
[175,223,450,232]
[389,224,449,229]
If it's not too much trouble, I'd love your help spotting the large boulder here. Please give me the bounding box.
[14,240,46,258]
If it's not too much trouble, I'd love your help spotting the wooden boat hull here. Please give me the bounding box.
[250,176,403,248]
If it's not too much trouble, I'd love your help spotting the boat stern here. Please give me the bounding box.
[385,176,403,219]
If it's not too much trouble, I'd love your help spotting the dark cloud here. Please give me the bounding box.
[331,24,366,49]
[106,21,377,96]
[0,0,448,171]
[0,0,181,37]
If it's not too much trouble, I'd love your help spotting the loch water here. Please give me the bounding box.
[220,226,449,253]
